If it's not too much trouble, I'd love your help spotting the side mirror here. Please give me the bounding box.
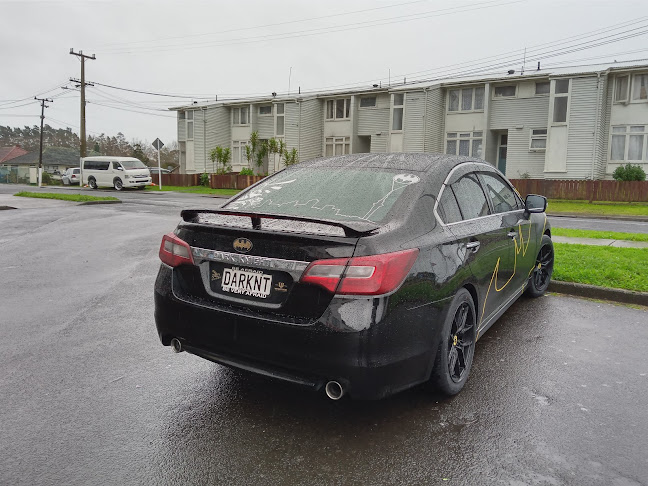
[117,166,124,171]
[525,194,547,215]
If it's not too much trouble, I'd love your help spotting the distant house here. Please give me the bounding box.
[0,146,28,164]
[3,147,95,173]
[170,62,648,180]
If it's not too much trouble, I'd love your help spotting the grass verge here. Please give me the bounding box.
[553,243,648,292]
[548,200,648,217]
[14,192,119,202]
[551,228,648,242]
[144,185,240,196]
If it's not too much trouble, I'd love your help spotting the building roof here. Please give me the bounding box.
[6,147,93,167]
[169,60,648,110]
[0,146,28,164]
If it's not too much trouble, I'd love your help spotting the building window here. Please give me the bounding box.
[232,140,249,166]
[535,82,550,95]
[615,76,629,103]
[360,96,376,108]
[178,111,186,120]
[275,103,285,136]
[186,111,194,140]
[494,85,516,97]
[325,136,350,156]
[529,129,547,151]
[611,125,647,161]
[259,105,272,115]
[326,98,350,120]
[446,131,483,158]
[448,86,484,112]
[392,93,404,131]
[232,106,250,125]
[632,74,648,101]
[552,79,570,123]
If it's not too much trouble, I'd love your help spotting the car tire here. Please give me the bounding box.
[525,234,554,298]
[114,178,123,191]
[430,288,476,396]
[88,177,97,189]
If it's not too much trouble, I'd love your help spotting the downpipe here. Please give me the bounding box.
[325,380,345,400]
[170,338,183,353]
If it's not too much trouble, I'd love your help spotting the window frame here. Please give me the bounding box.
[232,140,249,166]
[551,78,571,125]
[360,96,377,108]
[614,75,630,103]
[445,131,483,158]
[232,105,251,126]
[477,172,523,214]
[609,125,648,162]
[325,136,351,156]
[447,86,485,113]
[493,85,517,98]
[391,93,405,132]
[535,82,550,96]
[258,105,273,116]
[325,98,351,121]
[275,103,285,137]
[631,73,648,103]
[529,128,548,152]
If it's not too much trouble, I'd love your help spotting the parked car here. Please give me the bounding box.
[154,154,553,400]
[148,167,172,175]
[82,156,152,190]
[62,168,81,185]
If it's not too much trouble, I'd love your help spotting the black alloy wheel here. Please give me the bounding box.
[431,288,476,395]
[526,234,554,297]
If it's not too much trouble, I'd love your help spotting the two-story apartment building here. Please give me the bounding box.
[171,62,648,180]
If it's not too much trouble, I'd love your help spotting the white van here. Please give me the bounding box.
[81,156,152,190]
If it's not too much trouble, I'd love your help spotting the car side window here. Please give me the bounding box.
[437,186,463,224]
[451,174,490,220]
[113,162,122,170]
[480,173,520,213]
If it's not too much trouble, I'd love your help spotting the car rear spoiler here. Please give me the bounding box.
[180,209,380,237]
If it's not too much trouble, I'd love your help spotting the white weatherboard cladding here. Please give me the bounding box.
[490,96,549,179]
[566,77,598,179]
[425,87,445,153]
[294,99,323,163]
[594,74,609,179]
[324,119,352,138]
[193,110,207,172]
[403,91,425,152]
[445,112,485,132]
[357,93,390,136]
[370,134,388,153]
[177,118,186,140]
[256,113,275,139]
[204,106,231,173]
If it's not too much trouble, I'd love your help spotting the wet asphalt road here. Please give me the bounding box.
[1,190,647,485]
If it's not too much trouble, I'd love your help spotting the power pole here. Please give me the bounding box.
[69,49,96,159]
[35,97,53,188]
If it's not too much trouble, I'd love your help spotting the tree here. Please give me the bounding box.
[209,146,232,174]
[131,143,150,164]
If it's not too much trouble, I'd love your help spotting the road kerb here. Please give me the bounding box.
[549,280,648,306]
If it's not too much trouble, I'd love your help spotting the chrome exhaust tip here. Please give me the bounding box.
[170,338,183,353]
[325,381,344,400]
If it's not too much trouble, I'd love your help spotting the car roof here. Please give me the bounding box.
[298,153,481,173]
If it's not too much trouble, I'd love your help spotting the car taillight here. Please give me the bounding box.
[300,248,419,296]
[159,233,194,267]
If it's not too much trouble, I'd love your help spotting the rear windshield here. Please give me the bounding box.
[120,160,147,169]
[224,167,422,224]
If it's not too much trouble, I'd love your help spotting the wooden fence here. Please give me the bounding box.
[151,173,265,190]
[510,179,648,202]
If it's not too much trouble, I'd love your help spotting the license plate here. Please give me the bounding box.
[221,267,273,299]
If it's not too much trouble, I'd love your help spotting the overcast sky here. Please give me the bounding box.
[1,0,647,147]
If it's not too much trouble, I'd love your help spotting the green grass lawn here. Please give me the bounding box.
[145,185,240,196]
[548,199,648,217]
[553,243,648,292]
[14,192,119,202]
[551,228,648,242]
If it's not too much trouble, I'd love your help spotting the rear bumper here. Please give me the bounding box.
[154,265,447,399]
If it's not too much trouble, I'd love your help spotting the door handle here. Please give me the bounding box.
[466,241,480,253]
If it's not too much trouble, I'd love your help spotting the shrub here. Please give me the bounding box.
[239,167,254,176]
[41,172,52,184]
[612,163,646,181]
[200,172,210,187]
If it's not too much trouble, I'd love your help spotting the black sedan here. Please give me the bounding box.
[154,154,553,400]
